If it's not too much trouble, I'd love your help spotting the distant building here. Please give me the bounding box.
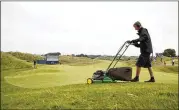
[37,52,61,64]
[45,52,61,64]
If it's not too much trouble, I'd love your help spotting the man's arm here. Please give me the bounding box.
[133,42,140,48]
[132,34,148,43]
[131,30,149,43]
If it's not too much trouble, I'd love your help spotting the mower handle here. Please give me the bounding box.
[106,41,131,71]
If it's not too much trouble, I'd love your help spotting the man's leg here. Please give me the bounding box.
[131,54,143,82]
[136,66,141,77]
[145,67,155,82]
[131,66,141,82]
[148,67,154,77]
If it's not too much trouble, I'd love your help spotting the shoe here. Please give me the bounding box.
[144,77,155,82]
[131,76,139,82]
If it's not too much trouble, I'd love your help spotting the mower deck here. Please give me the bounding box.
[87,75,117,84]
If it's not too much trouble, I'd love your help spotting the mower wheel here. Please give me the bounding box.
[87,78,93,84]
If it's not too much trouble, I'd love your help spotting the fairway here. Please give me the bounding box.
[3,61,110,88]
[4,60,178,88]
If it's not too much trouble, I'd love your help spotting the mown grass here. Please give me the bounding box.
[1,53,178,109]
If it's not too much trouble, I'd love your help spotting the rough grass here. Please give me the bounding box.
[1,80,178,109]
[6,51,43,62]
[120,57,178,74]
[60,55,101,66]
[154,56,178,65]
[1,52,33,70]
[153,66,178,74]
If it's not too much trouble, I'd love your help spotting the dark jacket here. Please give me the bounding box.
[133,27,153,54]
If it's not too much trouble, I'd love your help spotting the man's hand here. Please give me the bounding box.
[132,42,140,48]
[126,40,131,44]
[127,39,139,44]
[131,39,138,43]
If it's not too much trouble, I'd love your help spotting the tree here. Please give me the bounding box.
[163,48,176,57]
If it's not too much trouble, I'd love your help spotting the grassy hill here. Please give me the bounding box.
[1,52,33,70]
[60,55,101,66]
[6,51,43,62]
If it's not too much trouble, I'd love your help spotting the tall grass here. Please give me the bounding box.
[1,52,33,70]
[60,55,101,66]
[153,66,178,74]
[6,51,43,62]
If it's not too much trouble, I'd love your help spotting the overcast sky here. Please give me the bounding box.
[2,2,178,56]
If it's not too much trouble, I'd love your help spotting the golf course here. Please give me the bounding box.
[1,52,178,109]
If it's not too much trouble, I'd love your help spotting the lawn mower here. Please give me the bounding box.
[87,41,133,84]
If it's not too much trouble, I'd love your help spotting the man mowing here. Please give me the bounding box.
[127,21,155,82]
